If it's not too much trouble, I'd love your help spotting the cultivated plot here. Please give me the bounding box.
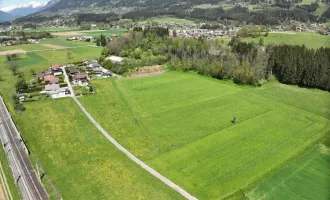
[248,144,330,200]
[80,71,330,199]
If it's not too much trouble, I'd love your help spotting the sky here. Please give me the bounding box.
[0,0,49,11]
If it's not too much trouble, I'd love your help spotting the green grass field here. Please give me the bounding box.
[139,17,194,24]
[14,98,183,200]
[242,32,330,49]
[79,72,330,199]
[0,40,186,199]
[248,144,330,200]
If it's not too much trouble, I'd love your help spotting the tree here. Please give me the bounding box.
[15,77,28,93]
[96,38,100,46]
[100,34,107,47]
[265,29,269,37]
[7,62,19,76]
[259,37,264,46]
[30,69,36,75]
[173,30,177,37]
[67,51,73,59]
[89,85,94,93]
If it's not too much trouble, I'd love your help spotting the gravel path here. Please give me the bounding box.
[63,68,198,200]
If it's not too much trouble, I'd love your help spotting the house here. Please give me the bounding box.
[105,56,123,63]
[45,84,60,91]
[52,68,63,76]
[51,64,61,71]
[44,75,59,84]
[102,71,113,77]
[73,72,89,86]
[70,69,80,75]
[37,73,45,79]
[88,62,101,68]
[49,88,68,98]
[93,67,103,73]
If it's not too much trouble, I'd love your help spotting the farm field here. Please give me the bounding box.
[248,144,330,200]
[14,98,183,200]
[51,29,127,37]
[242,32,330,49]
[79,71,330,199]
[139,17,194,24]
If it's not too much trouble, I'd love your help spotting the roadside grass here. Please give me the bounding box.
[248,144,330,200]
[80,71,330,199]
[242,32,330,49]
[0,143,21,200]
[14,98,183,200]
[139,17,194,24]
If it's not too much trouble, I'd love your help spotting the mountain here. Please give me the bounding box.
[0,11,13,22]
[2,1,47,18]
[42,0,62,10]
[14,0,330,25]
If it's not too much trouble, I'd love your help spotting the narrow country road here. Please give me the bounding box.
[62,68,198,200]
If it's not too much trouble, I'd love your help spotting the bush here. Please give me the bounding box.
[14,103,26,112]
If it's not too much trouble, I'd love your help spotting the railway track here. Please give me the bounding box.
[0,95,48,200]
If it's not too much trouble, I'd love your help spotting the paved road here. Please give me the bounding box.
[62,68,197,200]
[0,96,48,200]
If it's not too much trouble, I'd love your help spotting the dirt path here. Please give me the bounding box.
[41,44,66,49]
[0,183,7,200]
[0,50,26,56]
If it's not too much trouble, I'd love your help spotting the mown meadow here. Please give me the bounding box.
[79,71,330,199]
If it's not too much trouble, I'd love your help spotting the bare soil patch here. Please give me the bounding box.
[127,65,166,79]
[42,44,66,49]
[52,30,105,36]
[0,49,26,56]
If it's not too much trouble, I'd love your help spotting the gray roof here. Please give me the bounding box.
[45,84,60,91]
[70,69,80,74]
[93,67,103,72]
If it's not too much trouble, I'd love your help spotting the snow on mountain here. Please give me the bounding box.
[0,1,48,12]
[0,1,49,18]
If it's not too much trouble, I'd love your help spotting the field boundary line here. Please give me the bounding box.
[112,79,159,150]
[247,90,330,122]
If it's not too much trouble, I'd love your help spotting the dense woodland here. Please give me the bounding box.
[99,28,330,91]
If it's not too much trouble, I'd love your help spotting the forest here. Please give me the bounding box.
[99,28,330,91]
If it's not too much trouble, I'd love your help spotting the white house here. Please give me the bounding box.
[105,56,123,63]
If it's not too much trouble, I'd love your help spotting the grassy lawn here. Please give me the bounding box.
[139,17,194,24]
[248,144,330,200]
[79,71,330,199]
[242,32,330,49]
[14,98,183,200]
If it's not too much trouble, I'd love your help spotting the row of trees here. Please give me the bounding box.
[269,45,330,91]
[101,30,330,91]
